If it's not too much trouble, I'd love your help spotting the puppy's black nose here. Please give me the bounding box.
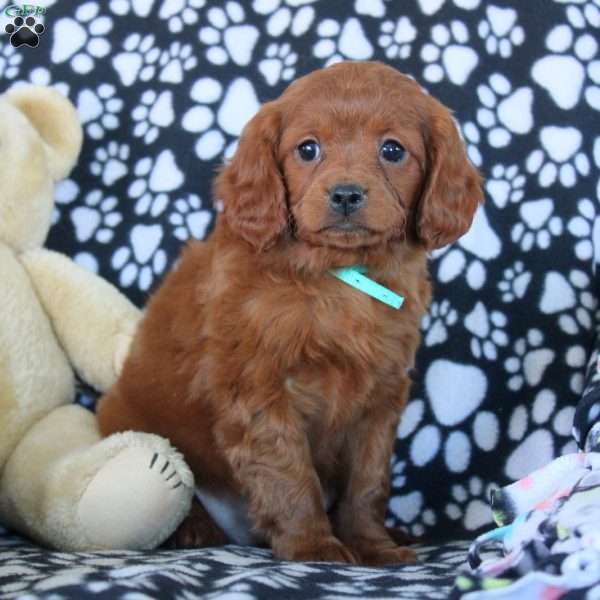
[329,184,365,216]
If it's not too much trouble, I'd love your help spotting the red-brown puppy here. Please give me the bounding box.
[98,61,482,565]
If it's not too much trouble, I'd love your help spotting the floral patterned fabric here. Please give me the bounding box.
[1,0,600,597]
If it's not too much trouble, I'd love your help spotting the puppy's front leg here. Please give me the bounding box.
[332,381,417,566]
[218,399,356,564]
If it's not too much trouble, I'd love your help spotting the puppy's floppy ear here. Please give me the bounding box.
[416,101,482,251]
[214,102,287,250]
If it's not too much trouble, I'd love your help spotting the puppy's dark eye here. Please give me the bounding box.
[297,139,320,162]
[380,140,406,163]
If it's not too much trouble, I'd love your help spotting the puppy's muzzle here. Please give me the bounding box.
[329,183,365,216]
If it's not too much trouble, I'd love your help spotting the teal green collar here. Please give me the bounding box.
[329,266,404,310]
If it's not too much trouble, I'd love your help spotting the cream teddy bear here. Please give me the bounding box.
[0,85,194,551]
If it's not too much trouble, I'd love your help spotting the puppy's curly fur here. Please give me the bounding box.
[98,62,482,565]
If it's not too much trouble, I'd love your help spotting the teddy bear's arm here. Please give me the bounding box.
[21,248,141,392]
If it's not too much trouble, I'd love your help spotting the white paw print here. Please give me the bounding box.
[70,189,122,244]
[109,0,155,17]
[112,33,161,87]
[128,150,184,217]
[23,67,70,98]
[388,457,408,490]
[417,0,481,16]
[476,74,534,148]
[169,194,212,241]
[388,490,436,537]
[378,16,417,60]
[90,141,130,186]
[512,198,563,251]
[526,126,590,187]
[504,329,555,391]
[53,179,80,225]
[568,198,599,261]
[252,0,316,38]
[421,299,458,346]
[465,302,508,361]
[112,225,168,292]
[259,42,297,86]
[159,0,205,33]
[477,4,524,57]
[533,3,600,111]
[486,163,526,208]
[445,478,495,532]
[132,90,174,145]
[199,2,259,66]
[51,2,112,74]
[0,43,22,79]
[159,41,197,84]
[540,269,595,336]
[460,121,483,167]
[313,18,373,66]
[497,260,531,303]
[77,84,123,140]
[182,77,260,160]
[420,21,478,85]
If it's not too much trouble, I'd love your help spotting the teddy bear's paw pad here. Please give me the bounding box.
[77,446,193,550]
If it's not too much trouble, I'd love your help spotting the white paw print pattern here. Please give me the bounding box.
[313,18,374,66]
[70,190,122,244]
[182,77,260,160]
[460,121,483,167]
[111,225,168,292]
[420,21,478,85]
[109,0,155,17]
[252,0,316,38]
[132,90,174,145]
[540,269,595,336]
[533,3,600,111]
[486,163,526,208]
[478,4,524,57]
[568,198,599,261]
[445,478,495,532]
[421,300,458,347]
[90,141,130,186]
[113,33,161,87]
[512,198,563,251]
[159,0,205,33]
[465,301,509,360]
[417,0,480,16]
[497,261,532,303]
[388,490,437,537]
[159,41,197,84]
[51,2,112,74]
[526,126,590,187]
[53,179,80,225]
[0,43,22,79]
[128,150,184,217]
[199,2,259,66]
[77,84,123,140]
[169,194,212,241]
[259,43,297,86]
[504,329,555,391]
[476,74,534,147]
[378,17,417,60]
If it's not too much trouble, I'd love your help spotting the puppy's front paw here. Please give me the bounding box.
[275,535,357,564]
[353,543,417,566]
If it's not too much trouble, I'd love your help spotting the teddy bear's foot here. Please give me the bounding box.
[77,442,194,550]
